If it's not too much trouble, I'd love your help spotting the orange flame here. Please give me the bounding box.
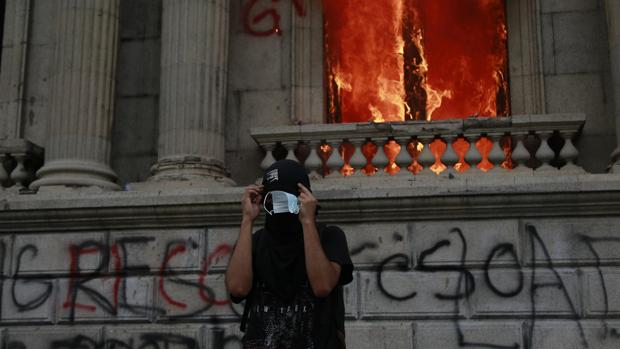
[324,0,509,122]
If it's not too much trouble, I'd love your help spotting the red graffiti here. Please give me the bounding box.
[61,239,234,318]
[110,243,122,311]
[159,244,189,309]
[242,0,306,37]
[63,244,101,313]
[198,244,233,306]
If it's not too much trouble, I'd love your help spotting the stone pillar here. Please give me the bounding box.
[30,0,121,190]
[149,0,234,186]
[606,0,620,173]
[0,0,31,141]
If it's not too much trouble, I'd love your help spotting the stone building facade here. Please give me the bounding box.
[1,0,620,348]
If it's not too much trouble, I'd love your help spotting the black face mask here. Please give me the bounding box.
[255,160,312,301]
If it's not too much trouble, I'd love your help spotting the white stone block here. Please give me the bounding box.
[57,276,154,323]
[109,228,205,273]
[6,327,101,348]
[346,321,413,349]
[341,222,410,270]
[471,270,581,317]
[12,232,106,276]
[344,275,358,320]
[204,324,245,349]
[553,12,608,75]
[359,271,464,319]
[105,325,203,348]
[522,218,620,266]
[411,220,520,268]
[529,320,620,349]
[415,321,523,349]
[155,275,239,321]
[584,269,620,317]
[229,33,283,91]
[1,279,55,323]
[205,226,241,273]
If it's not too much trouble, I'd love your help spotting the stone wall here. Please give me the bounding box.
[540,0,615,173]
[1,177,620,348]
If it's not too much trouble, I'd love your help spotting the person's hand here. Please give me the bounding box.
[241,184,263,222]
[297,183,317,225]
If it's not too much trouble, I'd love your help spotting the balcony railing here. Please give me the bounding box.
[0,139,44,190]
[250,114,586,179]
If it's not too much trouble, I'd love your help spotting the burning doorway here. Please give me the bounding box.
[324,0,510,123]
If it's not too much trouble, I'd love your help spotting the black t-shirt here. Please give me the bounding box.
[232,223,353,349]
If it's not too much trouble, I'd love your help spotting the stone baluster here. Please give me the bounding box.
[304,140,323,179]
[325,139,344,178]
[260,143,277,171]
[417,136,435,176]
[487,133,507,173]
[511,132,532,174]
[442,135,458,177]
[373,139,389,176]
[10,153,30,189]
[349,138,368,177]
[30,0,121,190]
[464,136,483,175]
[395,137,413,176]
[534,131,556,172]
[559,130,585,174]
[283,141,299,162]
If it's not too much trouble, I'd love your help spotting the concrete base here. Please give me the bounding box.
[30,159,120,190]
[146,156,236,189]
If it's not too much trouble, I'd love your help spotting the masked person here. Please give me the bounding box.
[226,159,354,349]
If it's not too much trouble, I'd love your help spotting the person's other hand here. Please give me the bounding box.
[297,183,317,225]
[241,184,263,221]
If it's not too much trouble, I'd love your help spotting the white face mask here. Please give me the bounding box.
[263,190,300,215]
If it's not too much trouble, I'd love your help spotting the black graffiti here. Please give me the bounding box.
[48,334,199,349]
[578,234,620,340]
[349,242,378,256]
[526,224,588,349]
[372,224,620,349]
[65,241,116,321]
[484,243,523,298]
[416,229,475,300]
[377,253,417,301]
[4,330,243,349]
[12,244,53,311]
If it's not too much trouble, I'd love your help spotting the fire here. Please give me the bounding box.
[324,0,509,122]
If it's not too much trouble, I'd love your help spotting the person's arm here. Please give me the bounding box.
[225,184,263,298]
[298,183,341,298]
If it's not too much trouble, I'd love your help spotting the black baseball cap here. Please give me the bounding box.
[261,159,311,196]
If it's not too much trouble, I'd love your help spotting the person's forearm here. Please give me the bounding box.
[225,217,254,297]
[302,221,339,297]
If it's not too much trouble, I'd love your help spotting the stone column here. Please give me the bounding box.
[149,0,234,186]
[0,0,31,141]
[30,0,121,190]
[606,0,620,173]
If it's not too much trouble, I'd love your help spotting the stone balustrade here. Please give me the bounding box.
[251,114,586,179]
[0,138,44,190]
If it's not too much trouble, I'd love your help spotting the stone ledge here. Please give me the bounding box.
[1,173,620,232]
